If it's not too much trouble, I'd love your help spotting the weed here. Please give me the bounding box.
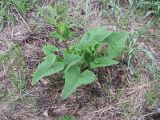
[0,89,8,101]
[60,115,75,120]
[139,0,160,18]
[38,2,69,27]
[145,87,159,108]
[11,0,27,14]
[0,0,36,31]
[0,45,28,93]
[51,22,72,43]
[0,0,14,31]
[32,27,128,99]
[11,0,36,14]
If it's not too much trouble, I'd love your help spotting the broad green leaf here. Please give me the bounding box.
[64,56,83,73]
[38,54,57,69]
[32,54,65,85]
[62,51,84,69]
[32,54,56,85]
[90,57,119,68]
[51,31,65,41]
[76,27,112,50]
[63,52,84,72]
[42,45,58,56]
[62,65,97,99]
[32,62,65,85]
[63,52,81,65]
[45,62,65,76]
[105,32,128,58]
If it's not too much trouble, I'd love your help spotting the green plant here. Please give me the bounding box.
[32,27,128,99]
[51,22,71,43]
[0,89,8,101]
[145,89,159,107]
[38,3,69,27]
[0,0,36,31]
[11,0,27,14]
[0,45,27,93]
[60,115,75,120]
[39,3,72,41]
[0,0,14,31]
[139,0,160,18]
